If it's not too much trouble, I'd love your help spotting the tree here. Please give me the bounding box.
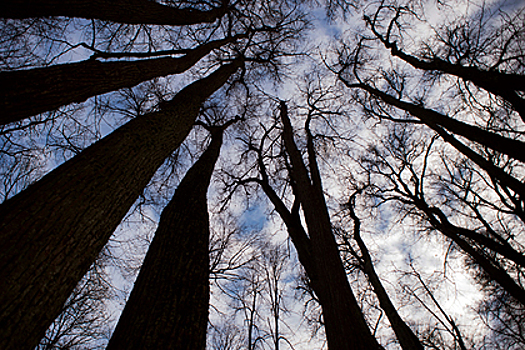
[335,2,525,215]
[0,59,242,350]
[0,35,244,125]
[277,101,383,349]
[357,122,525,304]
[342,191,424,350]
[332,1,525,308]
[234,101,383,349]
[363,4,525,123]
[2,0,524,348]
[1,0,229,26]
[107,120,232,349]
[0,0,307,346]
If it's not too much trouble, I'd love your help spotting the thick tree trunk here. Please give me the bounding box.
[0,37,237,125]
[1,0,227,25]
[279,102,383,350]
[347,195,424,350]
[0,60,241,350]
[107,129,224,349]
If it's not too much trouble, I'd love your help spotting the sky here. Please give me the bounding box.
[1,0,524,349]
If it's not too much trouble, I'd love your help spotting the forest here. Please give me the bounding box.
[0,0,524,349]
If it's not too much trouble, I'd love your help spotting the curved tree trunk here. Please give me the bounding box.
[347,194,424,350]
[0,36,239,125]
[0,60,241,350]
[278,102,383,350]
[366,23,525,123]
[416,200,525,305]
[1,0,228,25]
[107,129,225,349]
[387,43,525,123]
[351,83,525,164]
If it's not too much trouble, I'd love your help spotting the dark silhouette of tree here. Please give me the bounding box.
[342,190,424,350]
[335,4,525,216]
[107,120,233,349]
[358,123,525,305]
[277,101,383,349]
[0,35,245,125]
[1,0,229,26]
[1,0,523,348]
[363,5,525,123]
[0,59,242,350]
[234,101,384,349]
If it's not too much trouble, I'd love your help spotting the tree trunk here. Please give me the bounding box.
[347,194,424,350]
[353,84,525,164]
[1,0,227,25]
[0,36,237,125]
[0,59,241,350]
[279,102,383,350]
[385,43,525,123]
[416,200,525,305]
[107,129,225,349]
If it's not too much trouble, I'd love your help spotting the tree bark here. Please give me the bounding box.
[1,0,228,25]
[107,128,225,350]
[0,59,241,350]
[278,102,383,350]
[0,36,239,125]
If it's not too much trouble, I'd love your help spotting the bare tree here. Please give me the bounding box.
[107,119,236,349]
[1,0,229,26]
[358,122,525,305]
[340,190,424,350]
[229,100,384,349]
[0,59,242,350]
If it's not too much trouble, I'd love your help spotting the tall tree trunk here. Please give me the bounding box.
[415,200,525,305]
[366,22,525,123]
[1,0,228,25]
[107,128,225,349]
[1,36,240,125]
[348,83,525,164]
[0,59,242,350]
[385,41,525,123]
[279,102,383,350]
[347,194,424,350]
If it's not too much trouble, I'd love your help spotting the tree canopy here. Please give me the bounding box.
[0,0,524,349]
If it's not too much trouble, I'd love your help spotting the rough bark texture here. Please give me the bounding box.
[1,0,227,25]
[278,102,383,350]
[0,37,236,125]
[107,129,224,350]
[0,60,241,350]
